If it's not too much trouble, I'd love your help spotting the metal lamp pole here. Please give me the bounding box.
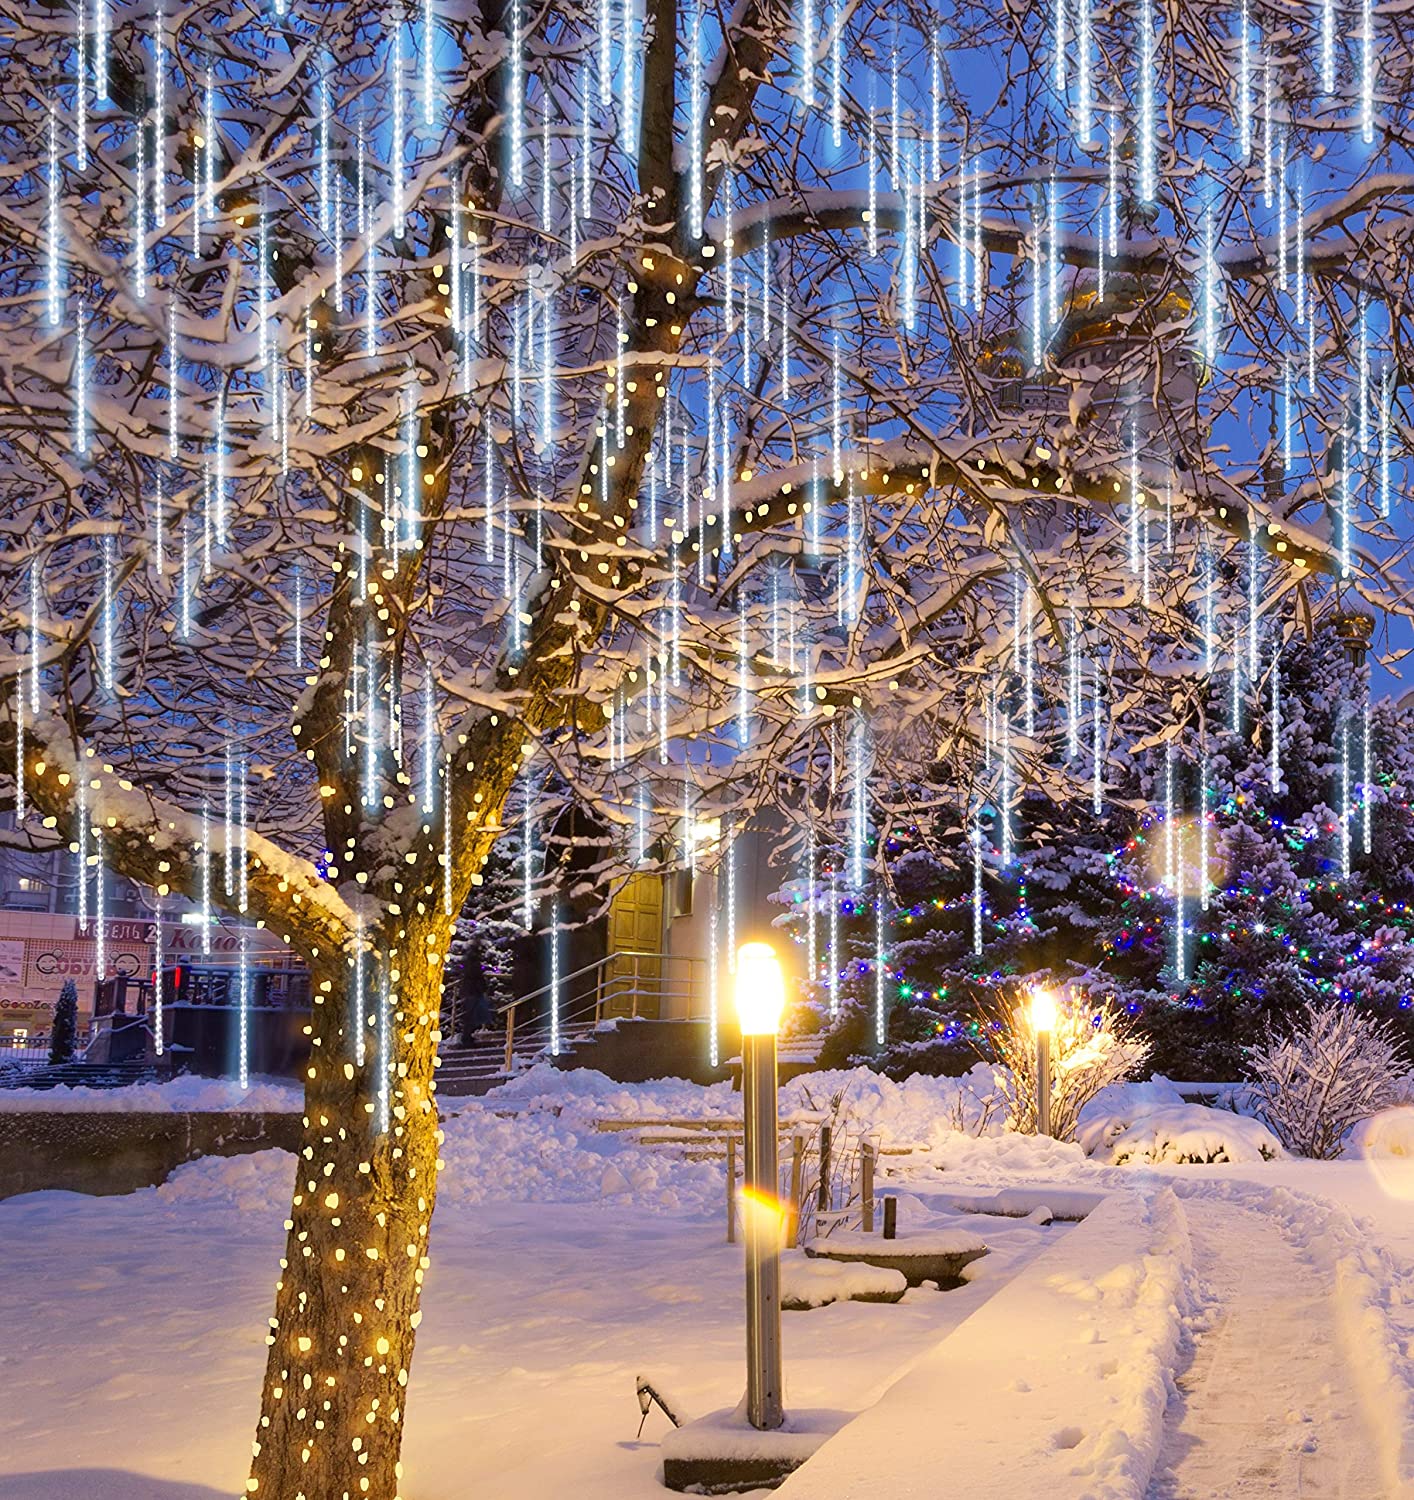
[1031,987,1056,1138]
[736,942,785,1432]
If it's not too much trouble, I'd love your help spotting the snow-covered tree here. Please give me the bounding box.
[1096,628,1414,1077]
[830,628,1414,1081]
[0,0,1402,1493]
[48,977,79,1065]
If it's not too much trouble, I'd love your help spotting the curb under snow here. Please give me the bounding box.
[774,1185,1193,1500]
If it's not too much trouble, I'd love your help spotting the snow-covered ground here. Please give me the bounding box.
[5,1068,1414,1499]
[0,1072,303,1113]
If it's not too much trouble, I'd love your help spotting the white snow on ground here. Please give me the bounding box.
[487,1060,1003,1148]
[9,1066,1414,1498]
[0,1073,303,1113]
[0,1076,1066,1500]
[776,1187,1195,1500]
[1146,1194,1386,1499]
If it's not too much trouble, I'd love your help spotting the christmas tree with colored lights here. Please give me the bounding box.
[796,623,1414,1081]
[1101,622,1414,1078]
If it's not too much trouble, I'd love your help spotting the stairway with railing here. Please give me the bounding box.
[0,1026,162,1091]
[435,950,711,1097]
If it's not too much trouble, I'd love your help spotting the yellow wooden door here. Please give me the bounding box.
[605,874,663,1018]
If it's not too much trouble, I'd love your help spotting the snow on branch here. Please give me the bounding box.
[8,705,356,958]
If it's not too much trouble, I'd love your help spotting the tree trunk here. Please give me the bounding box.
[247,936,446,1500]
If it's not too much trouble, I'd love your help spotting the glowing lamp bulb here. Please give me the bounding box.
[1030,987,1057,1034]
[735,942,786,1036]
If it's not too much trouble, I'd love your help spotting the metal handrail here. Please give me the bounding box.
[495,949,711,1073]
[495,954,612,1018]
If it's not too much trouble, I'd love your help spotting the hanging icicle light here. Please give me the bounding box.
[1321,0,1337,96]
[1137,0,1158,204]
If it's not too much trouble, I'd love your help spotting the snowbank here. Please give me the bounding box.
[1080,1104,1282,1165]
[1078,1076,1188,1125]
[484,1063,738,1122]
[156,1147,296,1216]
[773,1185,1193,1500]
[437,1100,724,1214]
[1349,1105,1414,1159]
[779,1064,1003,1148]
[930,1128,1088,1177]
[0,1073,304,1113]
[139,1097,726,1219]
[487,1062,1005,1152]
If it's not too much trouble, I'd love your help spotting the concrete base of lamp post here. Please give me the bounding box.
[660,1405,849,1495]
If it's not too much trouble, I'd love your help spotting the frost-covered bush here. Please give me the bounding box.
[986,989,1150,1143]
[1246,1002,1409,1159]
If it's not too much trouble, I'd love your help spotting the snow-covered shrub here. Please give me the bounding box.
[1348,1105,1414,1159]
[1246,1002,1409,1159]
[1080,1103,1282,1164]
[985,989,1149,1143]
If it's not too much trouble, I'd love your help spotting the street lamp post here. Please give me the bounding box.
[735,941,786,1432]
[1031,987,1056,1138]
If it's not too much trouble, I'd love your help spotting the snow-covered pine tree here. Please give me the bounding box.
[1097,625,1414,1078]
[821,626,1414,1082]
[443,804,529,1039]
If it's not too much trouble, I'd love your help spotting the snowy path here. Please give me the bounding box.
[1146,1198,1386,1500]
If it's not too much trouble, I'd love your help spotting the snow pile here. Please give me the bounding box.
[438,1102,723,1214]
[780,1252,906,1309]
[485,1063,738,1122]
[781,1064,1003,1148]
[1348,1105,1414,1158]
[1079,1075,1188,1124]
[1061,1187,1195,1496]
[136,1100,727,1219]
[488,1062,1006,1151]
[156,1149,296,1216]
[1079,1103,1282,1165]
[930,1127,1088,1179]
[0,1073,304,1113]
